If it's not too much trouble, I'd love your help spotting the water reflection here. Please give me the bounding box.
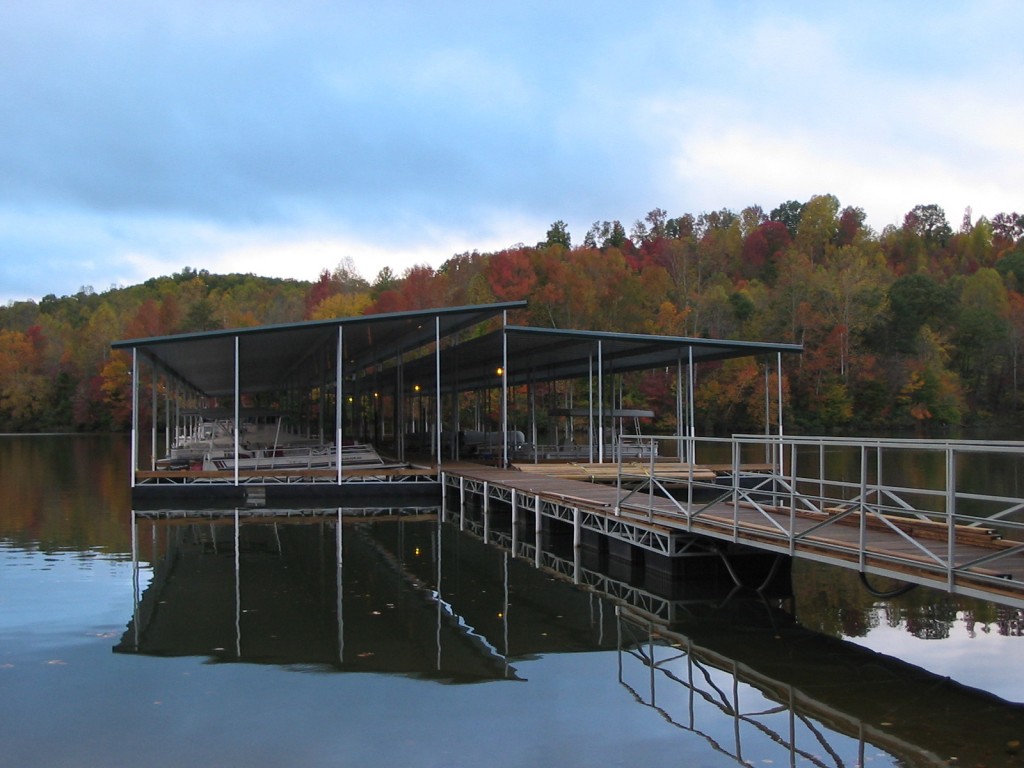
[118,509,623,681]
[120,509,1024,767]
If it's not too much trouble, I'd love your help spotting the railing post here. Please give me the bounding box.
[648,435,656,515]
[511,488,518,555]
[686,434,694,529]
[615,435,623,516]
[440,471,447,523]
[789,439,797,555]
[483,481,490,542]
[946,446,957,592]
[731,437,740,541]
[818,441,824,514]
[459,475,466,531]
[859,444,868,571]
[534,494,542,566]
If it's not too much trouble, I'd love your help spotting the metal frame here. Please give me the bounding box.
[611,433,1024,607]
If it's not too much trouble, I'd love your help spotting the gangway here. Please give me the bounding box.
[442,434,1024,609]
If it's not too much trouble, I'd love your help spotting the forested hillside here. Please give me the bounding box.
[2,196,1023,434]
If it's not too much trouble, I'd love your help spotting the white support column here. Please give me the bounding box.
[150,364,158,471]
[501,310,509,468]
[529,377,537,464]
[597,341,604,463]
[588,355,594,464]
[233,335,240,487]
[396,350,405,462]
[164,385,170,459]
[435,316,442,467]
[130,348,138,488]
[688,346,696,465]
[776,351,784,437]
[336,326,344,485]
[676,353,684,460]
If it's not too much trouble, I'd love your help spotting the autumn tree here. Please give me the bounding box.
[0,329,50,429]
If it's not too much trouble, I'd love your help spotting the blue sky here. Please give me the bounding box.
[2,1,1021,303]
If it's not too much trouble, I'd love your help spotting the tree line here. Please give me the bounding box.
[2,196,1023,434]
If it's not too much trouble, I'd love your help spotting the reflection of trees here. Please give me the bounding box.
[791,559,1022,642]
[838,605,873,637]
[0,435,132,552]
[792,562,881,638]
[799,560,1024,641]
[996,608,1024,637]
[898,603,956,640]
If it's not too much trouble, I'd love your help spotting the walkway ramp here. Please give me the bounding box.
[443,458,1024,609]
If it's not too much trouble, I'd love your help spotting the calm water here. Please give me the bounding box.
[2,435,1024,767]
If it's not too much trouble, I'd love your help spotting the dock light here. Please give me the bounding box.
[413,384,421,392]
[414,547,421,557]
[496,367,504,376]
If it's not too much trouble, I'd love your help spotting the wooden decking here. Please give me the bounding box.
[514,461,717,483]
[443,464,1024,608]
[135,465,437,483]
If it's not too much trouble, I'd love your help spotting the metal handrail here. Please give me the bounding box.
[613,433,1024,595]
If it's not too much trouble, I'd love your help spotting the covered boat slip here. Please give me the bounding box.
[112,301,801,503]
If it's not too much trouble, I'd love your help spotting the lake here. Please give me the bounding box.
[2,434,1023,767]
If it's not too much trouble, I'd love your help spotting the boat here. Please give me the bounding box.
[200,440,393,472]
[158,409,399,473]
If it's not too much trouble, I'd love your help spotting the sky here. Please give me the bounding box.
[1,1,1022,304]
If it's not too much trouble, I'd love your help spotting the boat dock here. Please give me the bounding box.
[112,302,1024,609]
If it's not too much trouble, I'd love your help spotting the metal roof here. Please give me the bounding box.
[112,303,802,398]
[401,325,803,393]
[112,302,525,397]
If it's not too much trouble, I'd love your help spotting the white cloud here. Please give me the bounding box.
[3,2,1024,305]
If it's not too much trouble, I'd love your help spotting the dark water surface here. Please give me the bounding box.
[2,435,1024,767]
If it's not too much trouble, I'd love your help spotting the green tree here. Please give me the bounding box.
[770,199,804,238]
[903,204,953,246]
[886,273,953,354]
[542,220,571,249]
[955,267,1009,409]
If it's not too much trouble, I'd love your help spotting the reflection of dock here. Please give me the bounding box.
[615,606,1024,767]
[117,508,518,682]
[451,515,1024,767]
[118,513,1024,766]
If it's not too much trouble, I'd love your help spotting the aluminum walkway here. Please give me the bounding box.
[441,434,1024,609]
